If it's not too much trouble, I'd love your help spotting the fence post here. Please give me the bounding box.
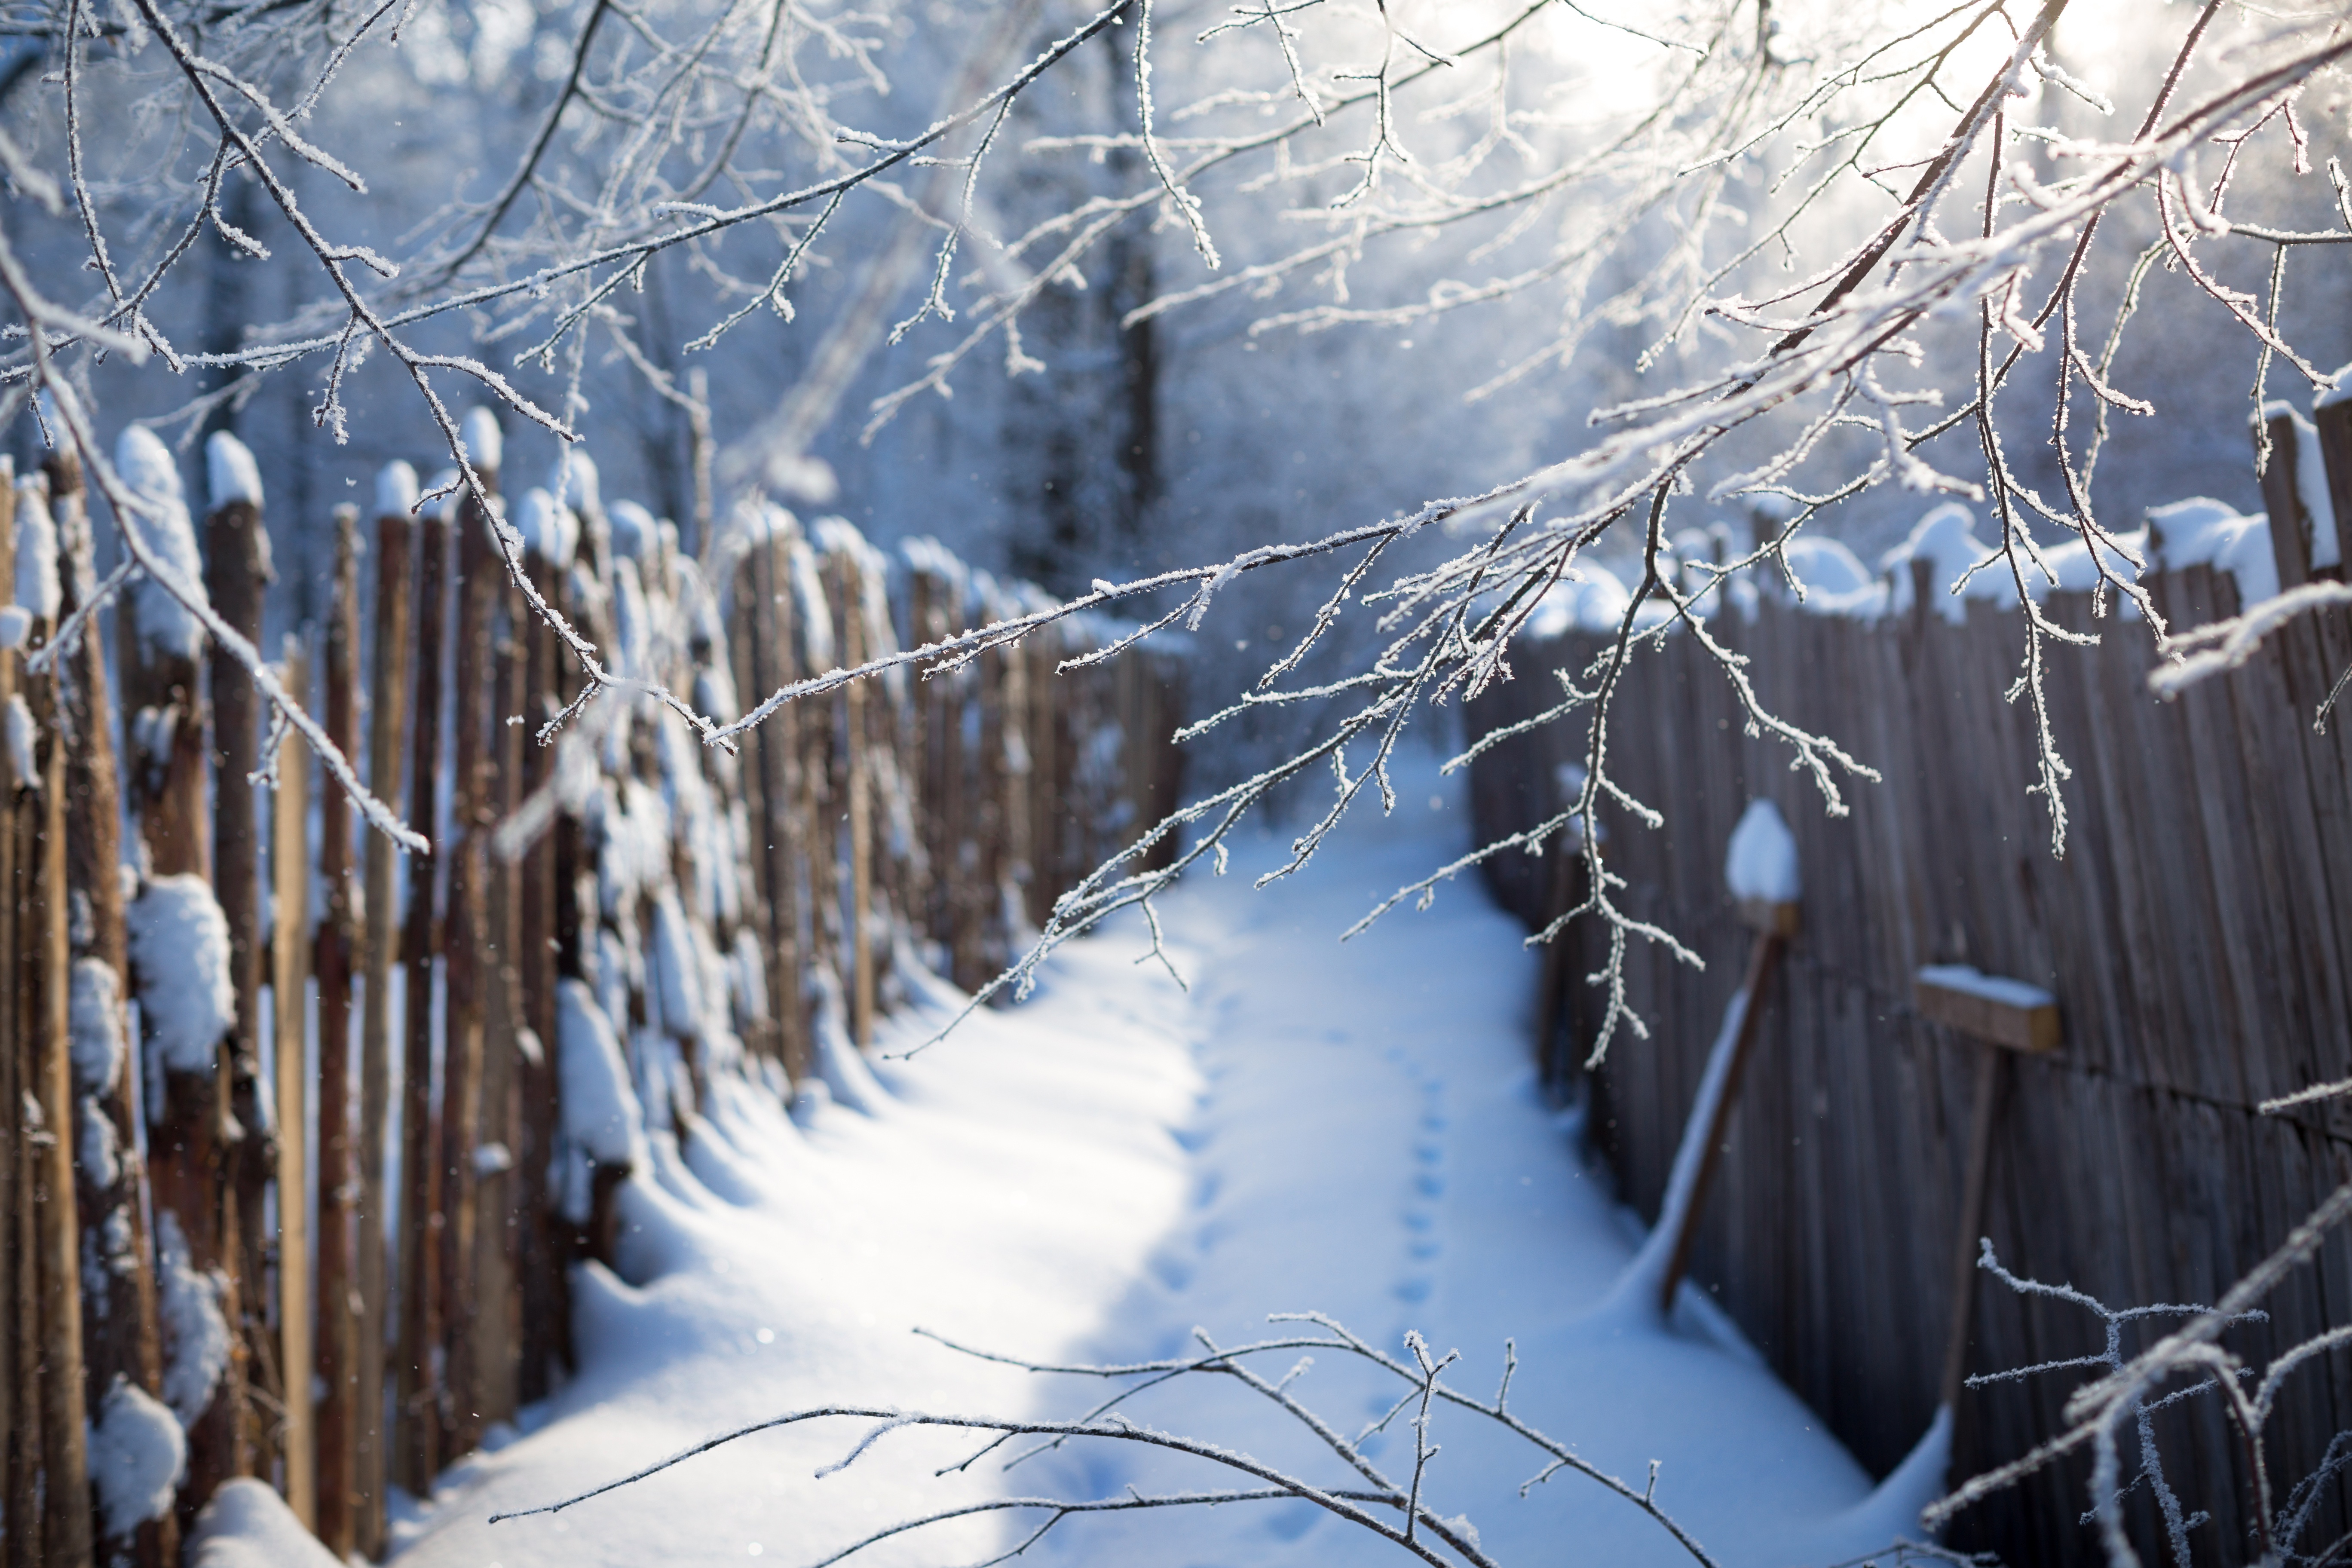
[117,435,250,1531]
[734,524,807,1079]
[51,452,173,1568]
[2255,404,2322,588]
[839,550,875,1048]
[270,640,313,1527]
[313,509,361,1555]
[2315,392,2352,582]
[201,441,278,1492]
[473,528,530,1436]
[31,628,92,1568]
[439,427,501,1460]
[514,546,567,1399]
[396,493,451,1494]
[355,475,416,1559]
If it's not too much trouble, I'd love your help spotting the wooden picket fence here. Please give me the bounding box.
[0,429,1182,1566]
[1465,413,2352,1559]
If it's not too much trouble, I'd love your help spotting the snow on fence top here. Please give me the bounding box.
[1517,378,2352,638]
[1725,798,1800,905]
[1914,963,2056,1012]
[115,425,209,662]
[124,875,234,1076]
[2256,401,2338,571]
[204,430,263,512]
[12,472,58,624]
[459,406,503,476]
[375,459,419,520]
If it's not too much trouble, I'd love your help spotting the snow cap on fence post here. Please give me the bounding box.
[1725,798,1800,934]
[116,424,209,661]
[514,487,579,569]
[12,469,59,624]
[607,499,656,563]
[1879,504,2016,624]
[375,460,420,520]
[204,430,263,513]
[125,873,236,1076]
[460,406,503,479]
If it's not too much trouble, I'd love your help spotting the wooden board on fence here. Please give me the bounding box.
[1914,969,2060,1054]
[273,643,315,1528]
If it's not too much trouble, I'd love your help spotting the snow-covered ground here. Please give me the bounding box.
[368,755,1938,1568]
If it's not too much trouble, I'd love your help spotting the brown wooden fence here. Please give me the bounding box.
[0,428,1182,1567]
[1467,563,2352,1565]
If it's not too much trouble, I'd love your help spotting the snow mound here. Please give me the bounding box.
[156,1211,232,1427]
[2028,525,2147,605]
[88,1375,184,1539]
[13,474,59,622]
[608,499,657,562]
[69,957,126,1094]
[1725,798,1800,903]
[515,487,579,568]
[461,406,504,477]
[203,430,262,512]
[1526,563,1631,637]
[115,426,208,662]
[186,1478,340,1568]
[558,980,650,1173]
[1777,535,1887,618]
[1880,503,2017,622]
[376,460,420,520]
[2148,498,2277,604]
[550,448,600,518]
[126,874,234,1075]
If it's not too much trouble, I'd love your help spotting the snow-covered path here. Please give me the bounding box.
[389,756,1936,1568]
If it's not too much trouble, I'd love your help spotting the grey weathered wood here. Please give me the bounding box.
[1464,557,2352,1563]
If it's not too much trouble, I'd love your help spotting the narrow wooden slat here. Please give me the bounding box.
[313,513,361,1556]
[395,502,451,1493]
[271,642,314,1526]
[354,500,415,1559]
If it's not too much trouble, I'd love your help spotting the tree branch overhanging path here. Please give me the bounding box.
[6,0,2350,1060]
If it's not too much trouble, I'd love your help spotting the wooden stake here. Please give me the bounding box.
[34,675,93,1568]
[204,479,274,1491]
[355,500,416,1559]
[313,511,361,1556]
[52,453,173,1568]
[1656,909,1793,1316]
[514,552,566,1403]
[397,504,451,1493]
[1914,966,2061,1416]
[840,553,874,1049]
[271,641,314,1527]
[440,456,500,1460]
[123,460,247,1534]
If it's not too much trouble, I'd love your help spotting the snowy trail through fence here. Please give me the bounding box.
[369,753,1938,1568]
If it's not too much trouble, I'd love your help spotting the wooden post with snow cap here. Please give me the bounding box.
[1918,964,2059,1415]
[1656,798,1799,1317]
[51,450,176,1568]
[2253,401,2333,589]
[312,510,361,1557]
[202,429,276,1498]
[2313,379,2352,582]
[440,407,502,1461]
[355,462,420,1558]
[114,426,254,1528]
[396,472,453,1494]
[269,639,312,1528]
